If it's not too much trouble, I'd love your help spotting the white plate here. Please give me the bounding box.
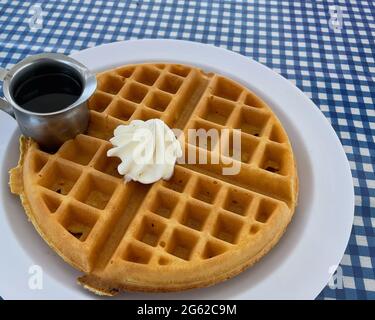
[0,39,354,300]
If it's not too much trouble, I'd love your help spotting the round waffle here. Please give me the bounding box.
[9,63,298,295]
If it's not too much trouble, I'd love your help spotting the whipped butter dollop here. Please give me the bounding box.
[107,119,182,184]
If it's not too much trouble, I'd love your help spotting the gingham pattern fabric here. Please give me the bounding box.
[0,0,374,300]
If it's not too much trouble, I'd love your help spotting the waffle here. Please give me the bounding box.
[9,63,298,296]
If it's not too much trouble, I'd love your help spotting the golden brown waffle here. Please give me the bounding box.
[9,63,298,296]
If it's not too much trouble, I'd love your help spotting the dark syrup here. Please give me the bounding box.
[13,72,82,113]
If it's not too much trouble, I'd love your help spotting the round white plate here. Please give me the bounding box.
[0,39,354,300]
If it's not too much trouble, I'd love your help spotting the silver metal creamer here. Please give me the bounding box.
[0,53,96,150]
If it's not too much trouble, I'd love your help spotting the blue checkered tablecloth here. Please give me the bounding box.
[0,0,374,300]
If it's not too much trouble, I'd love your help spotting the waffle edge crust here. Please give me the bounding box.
[9,63,298,296]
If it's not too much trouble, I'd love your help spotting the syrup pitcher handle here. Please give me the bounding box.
[0,67,15,118]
